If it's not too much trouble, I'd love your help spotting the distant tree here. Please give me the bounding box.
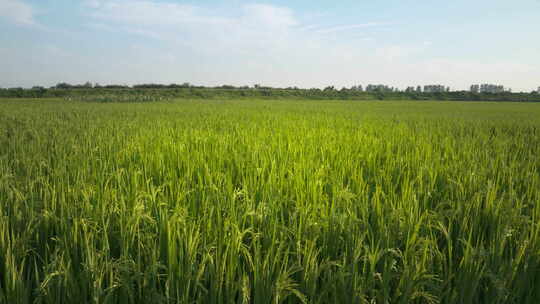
[29,86,47,98]
[55,82,72,89]
[8,87,24,97]
[134,84,166,89]
[104,84,129,89]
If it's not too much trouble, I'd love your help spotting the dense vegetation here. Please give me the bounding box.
[1,98,540,303]
[1,85,540,102]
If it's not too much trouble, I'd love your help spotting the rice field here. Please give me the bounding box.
[1,98,540,304]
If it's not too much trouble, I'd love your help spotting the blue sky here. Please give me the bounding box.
[1,0,539,91]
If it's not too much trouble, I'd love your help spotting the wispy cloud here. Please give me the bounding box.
[83,1,300,35]
[74,1,395,88]
[82,1,380,44]
[0,0,35,25]
[82,1,285,50]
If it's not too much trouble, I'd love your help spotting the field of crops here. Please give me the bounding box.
[1,98,540,303]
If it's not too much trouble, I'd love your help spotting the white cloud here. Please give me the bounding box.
[81,1,381,62]
[82,1,380,45]
[241,4,298,28]
[76,1,418,88]
[0,0,35,25]
[81,2,280,60]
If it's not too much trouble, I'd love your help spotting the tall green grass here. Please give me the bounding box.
[1,99,540,303]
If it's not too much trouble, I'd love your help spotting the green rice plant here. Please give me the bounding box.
[0,98,539,303]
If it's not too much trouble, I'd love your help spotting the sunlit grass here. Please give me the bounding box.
[1,98,540,303]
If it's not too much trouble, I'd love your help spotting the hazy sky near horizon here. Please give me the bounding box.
[1,0,539,91]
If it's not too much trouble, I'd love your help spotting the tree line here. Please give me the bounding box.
[1,83,539,102]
